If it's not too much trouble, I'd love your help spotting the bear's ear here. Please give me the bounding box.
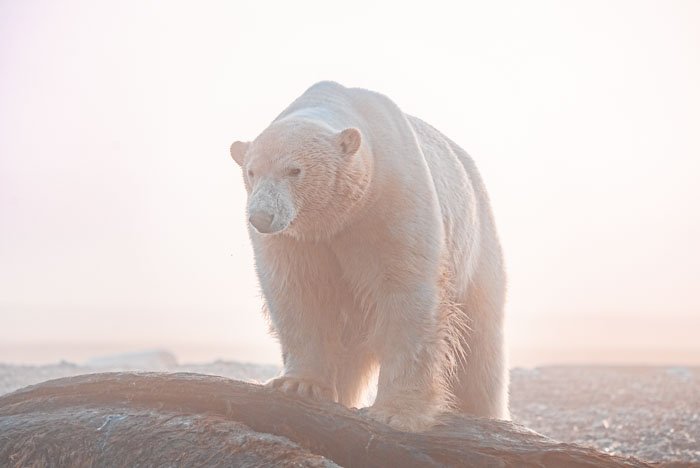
[336,128,362,157]
[229,141,250,166]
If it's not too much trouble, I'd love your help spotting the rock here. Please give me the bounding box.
[0,372,661,467]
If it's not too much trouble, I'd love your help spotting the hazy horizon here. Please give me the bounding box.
[2,308,699,367]
[1,1,699,367]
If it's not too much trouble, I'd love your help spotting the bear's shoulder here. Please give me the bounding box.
[306,80,346,93]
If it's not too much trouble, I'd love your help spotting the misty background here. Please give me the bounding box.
[1,1,699,366]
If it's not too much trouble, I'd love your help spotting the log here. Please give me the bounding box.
[0,372,660,467]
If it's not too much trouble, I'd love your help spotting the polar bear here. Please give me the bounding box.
[229,81,507,432]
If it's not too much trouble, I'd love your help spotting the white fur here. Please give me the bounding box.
[230,81,508,431]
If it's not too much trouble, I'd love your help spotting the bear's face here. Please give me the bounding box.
[230,119,363,238]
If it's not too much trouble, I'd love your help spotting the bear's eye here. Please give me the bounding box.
[247,169,254,178]
[287,168,301,177]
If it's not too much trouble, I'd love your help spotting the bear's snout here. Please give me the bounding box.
[247,179,296,235]
[249,211,275,234]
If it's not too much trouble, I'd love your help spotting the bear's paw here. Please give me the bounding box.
[266,375,338,403]
[360,404,439,432]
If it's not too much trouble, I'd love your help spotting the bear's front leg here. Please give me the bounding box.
[263,294,347,403]
[365,283,450,432]
[264,301,343,402]
[254,238,345,403]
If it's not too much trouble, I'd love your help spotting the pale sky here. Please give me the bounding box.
[1,1,699,365]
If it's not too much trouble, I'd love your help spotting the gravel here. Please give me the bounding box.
[510,366,700,463]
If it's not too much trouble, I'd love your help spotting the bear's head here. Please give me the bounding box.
[230,118,370,240]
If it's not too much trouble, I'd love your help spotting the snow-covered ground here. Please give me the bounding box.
[1,352,697,464]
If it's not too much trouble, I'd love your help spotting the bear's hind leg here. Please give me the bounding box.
[451,276,509,419]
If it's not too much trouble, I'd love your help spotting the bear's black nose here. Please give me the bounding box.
[249,212,275,233]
